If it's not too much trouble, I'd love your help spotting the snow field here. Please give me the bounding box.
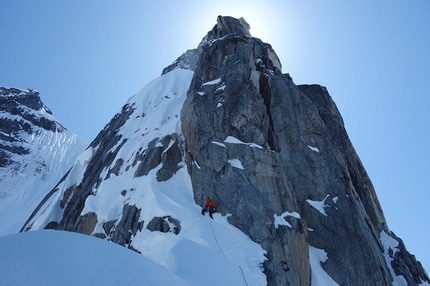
[0,230,189,286]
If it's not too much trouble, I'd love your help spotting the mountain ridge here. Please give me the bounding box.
[0,87,87,236]
[20,16,429,286]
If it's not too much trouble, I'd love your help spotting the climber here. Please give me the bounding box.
[201,197,217,219]
[209,199,216,219]
[201,197,211,216]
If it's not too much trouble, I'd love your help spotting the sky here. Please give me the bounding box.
[1,0,429,273]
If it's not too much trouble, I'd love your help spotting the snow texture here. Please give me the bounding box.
[211,141,226,148]
[202,78,222,86]
[309,246,340,285]
[228,158,244,169]
[307,145,320,153]
[273,211,301,229]
[224,136,264,149]
[216,83,226,92]
[306,195,330,216]
[0,230,189,286]
[0,92,87,236]
[379,231,408,286]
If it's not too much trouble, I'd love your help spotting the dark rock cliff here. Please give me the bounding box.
[181,16,429,285]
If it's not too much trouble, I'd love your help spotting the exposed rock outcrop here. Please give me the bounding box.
[109,204,144,248]
[181,16,429,285]
[146,216,181,235]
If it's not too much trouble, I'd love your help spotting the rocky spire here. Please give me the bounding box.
[162,16,252,75]
[205,15,251,40]
[181,16,429,285]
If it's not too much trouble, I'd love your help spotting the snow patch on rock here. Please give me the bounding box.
[309,245,339,285]
[274,211,301,229]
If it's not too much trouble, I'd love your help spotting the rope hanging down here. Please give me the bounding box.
[209,218,249,286]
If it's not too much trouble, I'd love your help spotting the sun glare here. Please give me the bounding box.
[192,1,285,42]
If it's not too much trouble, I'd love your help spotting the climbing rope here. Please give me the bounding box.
[209,217,227,258]
[209,218,250,286]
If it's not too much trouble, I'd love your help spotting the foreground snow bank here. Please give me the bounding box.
[0,230,189,286]
[169,239,247,285]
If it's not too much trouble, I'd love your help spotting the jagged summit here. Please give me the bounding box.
[162,16,254,75]
[205,15,251,40]
[20,16,429,286]
[0,87,63,134]
[0,87,53,114]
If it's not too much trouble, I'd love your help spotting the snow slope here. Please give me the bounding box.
[22,70,267,285]
[0,230,189,286]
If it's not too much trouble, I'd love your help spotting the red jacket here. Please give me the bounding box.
[205,198,211,208]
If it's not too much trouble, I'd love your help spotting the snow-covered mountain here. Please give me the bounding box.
[0,87,87,236]
[13,16,430,285]
[20,69,267,285]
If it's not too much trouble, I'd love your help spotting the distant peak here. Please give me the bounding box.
[0,86,52,115]
[0,87,38,98]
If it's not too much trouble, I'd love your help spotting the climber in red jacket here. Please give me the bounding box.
[209,200,216,219]
[201,197,216,219]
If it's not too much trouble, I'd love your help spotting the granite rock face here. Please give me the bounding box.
[181,16,429,285]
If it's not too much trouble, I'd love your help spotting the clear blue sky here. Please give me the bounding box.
[1,0,429,273]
